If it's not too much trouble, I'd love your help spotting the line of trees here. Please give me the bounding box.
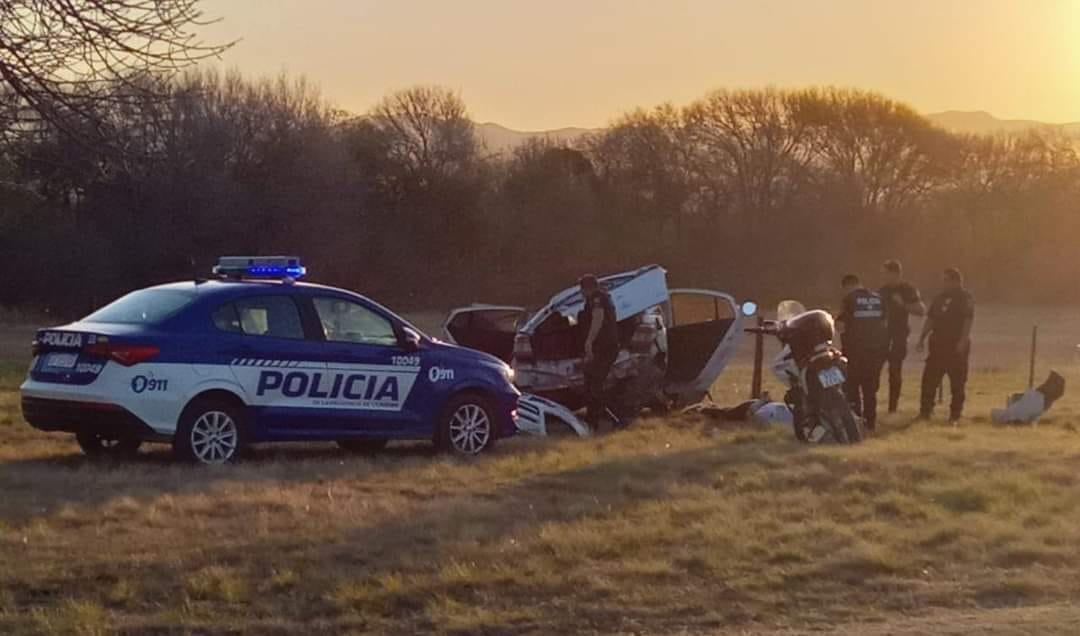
[2,72,1079,318]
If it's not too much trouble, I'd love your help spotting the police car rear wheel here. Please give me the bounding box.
[75,430,142,458]
[439,394,495,455]
[175,400,246,464]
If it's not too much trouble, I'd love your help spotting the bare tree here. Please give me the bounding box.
[792,87,953,215]
[683,88,815,236]
[369,86,478,187]
[587,105,696,244]
[0,0,229,137]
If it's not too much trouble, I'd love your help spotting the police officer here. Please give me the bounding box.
[579,274,620,429]
[918,268,975,425]
[879,259,926,413]
[837,274,888,431]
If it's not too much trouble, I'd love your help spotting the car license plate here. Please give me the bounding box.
[818,367,844,388]
[45,352,78,369]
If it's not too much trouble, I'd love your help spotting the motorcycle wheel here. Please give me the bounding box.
[821,387,863,444]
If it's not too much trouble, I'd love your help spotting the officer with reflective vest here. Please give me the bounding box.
[837,274,888,431]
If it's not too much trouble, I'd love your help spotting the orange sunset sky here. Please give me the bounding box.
[201,0,1080,130]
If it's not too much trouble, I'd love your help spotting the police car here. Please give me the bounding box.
[20,257,519,463]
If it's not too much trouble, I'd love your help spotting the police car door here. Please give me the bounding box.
[305,295,424,434]
[663,289,744,406]
[214,293,332,436]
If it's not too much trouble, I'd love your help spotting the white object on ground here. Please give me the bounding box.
[992,389,1046,424]
[751,401,794,429]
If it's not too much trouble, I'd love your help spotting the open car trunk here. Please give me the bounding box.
[443,305,527,363]
[662,289,743,406]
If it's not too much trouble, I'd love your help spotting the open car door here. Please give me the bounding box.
[443,305,528,363]
[663,289,744,405]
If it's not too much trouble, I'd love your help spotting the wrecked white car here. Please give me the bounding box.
[443,265,745,436]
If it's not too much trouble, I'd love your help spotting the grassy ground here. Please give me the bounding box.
[1,306,1079,634]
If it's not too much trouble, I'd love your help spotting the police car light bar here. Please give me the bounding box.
[213,256,307,280]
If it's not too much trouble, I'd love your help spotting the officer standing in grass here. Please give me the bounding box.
[879,259,926,413]
[580,274,621,430]
[917,268,975,426]
[837,274,889,432]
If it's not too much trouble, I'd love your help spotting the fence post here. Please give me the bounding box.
[751,316,764,399]
[1029,325,1038,389]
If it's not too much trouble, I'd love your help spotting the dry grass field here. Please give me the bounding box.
[0,305,1078,634]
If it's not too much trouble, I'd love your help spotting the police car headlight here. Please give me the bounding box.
[501,365,515,384]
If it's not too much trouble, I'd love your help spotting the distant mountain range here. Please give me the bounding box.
[475,122,594,153]
[476,111,1080,153]
[925,111,1080,136]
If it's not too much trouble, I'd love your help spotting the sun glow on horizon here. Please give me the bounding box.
[201,0,1080,129]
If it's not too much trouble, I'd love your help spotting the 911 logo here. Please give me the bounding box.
[131,375,169,393]
[428,366,455,382]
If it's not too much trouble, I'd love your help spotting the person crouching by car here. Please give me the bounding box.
[837,274,889,432]
[579,274,621,430]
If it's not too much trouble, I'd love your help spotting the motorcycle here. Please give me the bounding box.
[745,300,863,444]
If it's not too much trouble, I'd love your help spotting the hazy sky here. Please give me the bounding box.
[200,0,1080,130]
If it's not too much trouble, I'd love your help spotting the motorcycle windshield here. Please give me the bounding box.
[776,300,807,322]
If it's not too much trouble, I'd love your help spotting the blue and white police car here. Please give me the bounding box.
[20,257,519,463]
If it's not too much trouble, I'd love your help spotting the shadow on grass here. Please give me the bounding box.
[14,438,812,633]
[0,436,458,524]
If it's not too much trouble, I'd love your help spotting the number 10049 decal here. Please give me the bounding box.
[392,355,420,367]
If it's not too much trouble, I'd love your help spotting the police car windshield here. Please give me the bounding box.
[84,289,196,325]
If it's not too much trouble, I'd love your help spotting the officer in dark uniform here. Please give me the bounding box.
[837,274,888,431]
[579,274,620,428]
[918,268,975,425]
[879,259,926,413]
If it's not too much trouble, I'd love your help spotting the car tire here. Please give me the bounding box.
[337,439,389,454]
[174,397,247,465]
[436,392,497,456]
[75,429,142,459]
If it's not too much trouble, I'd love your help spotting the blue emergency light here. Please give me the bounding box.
[213,256,307,280]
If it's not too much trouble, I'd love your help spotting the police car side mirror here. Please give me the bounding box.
[401,327,422,351]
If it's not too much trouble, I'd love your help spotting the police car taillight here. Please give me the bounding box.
[513,333,534,361]
[84,340,160,366]
[213,256,306,280]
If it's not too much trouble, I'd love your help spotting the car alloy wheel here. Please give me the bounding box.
[189,410,239,464]
[448,403,491,455]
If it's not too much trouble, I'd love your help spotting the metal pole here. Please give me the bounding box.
[751,316,764,399]
[1029,325,1038,389]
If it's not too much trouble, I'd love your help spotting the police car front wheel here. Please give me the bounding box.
[175,398,247,465]
[75,429,142,459]
[438,394,496,455]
